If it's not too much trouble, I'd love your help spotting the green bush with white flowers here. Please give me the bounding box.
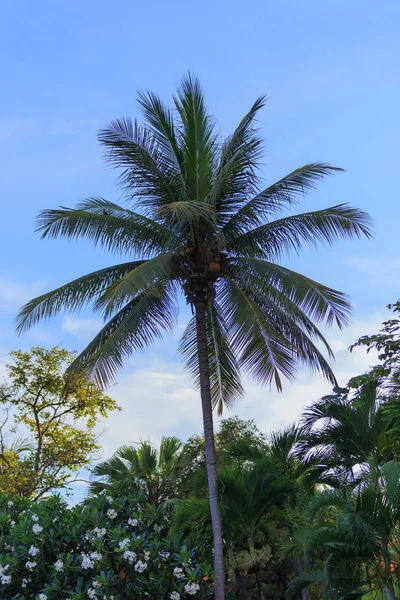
[0,492,213,600]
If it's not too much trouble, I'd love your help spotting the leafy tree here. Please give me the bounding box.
[16,75,372,599]
[0,347,119,499]
[89,437,192,505]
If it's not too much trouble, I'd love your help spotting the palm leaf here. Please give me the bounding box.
[98,118,184,213]
[179,301,243,413]
[228,204,373,259]
[93,253,182,318]
[174,73,218,202]
[222,163,343,238]
[67,281,179,387]
[228,257,351,328]
[15,261,144,333]
[37,197,176,256]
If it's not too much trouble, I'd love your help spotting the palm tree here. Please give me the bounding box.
[296,381,396,487]
[16,75,372,599]
[172,457,295,600]
[88,437,189,505]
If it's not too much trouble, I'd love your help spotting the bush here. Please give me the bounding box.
[0,492,213,599]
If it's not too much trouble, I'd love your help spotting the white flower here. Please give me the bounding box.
[32,524,43,535]
[134,560,148,573]
[0,564,11,584]
[31,514,39,522]
[54,559,64,572]
[107,508,117,519]
[21,578,29,588]
[154,524,162,533]
[90,551,102,561]
[92,579,102,588]
[28,545,39,556]
[170,592,180,600]
[159,551,170,560]
[105,495,113,503]
[123,550,137,564]
[86,527,107,540]
[118,538,130,550]
[26,560,37,571]
[7,501,13,508]
[128,518,138,526]
[9,520,15,526]
[184,582,200,595]
[144,550,150,560]
[173,567,185,580]
[81,553,94,570]
[87,589,97,599]
[39,594,48,600]
[94,527,106,538]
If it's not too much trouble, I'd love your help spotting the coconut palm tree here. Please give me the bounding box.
[88,437,189,505]
[16,75,372,599]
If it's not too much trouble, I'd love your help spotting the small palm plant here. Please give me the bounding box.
[17,74,372,599]
[88,437,190,505]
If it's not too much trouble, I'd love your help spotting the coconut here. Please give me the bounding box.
[209,261,221,274]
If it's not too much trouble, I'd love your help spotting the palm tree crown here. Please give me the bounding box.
[17,75,372,413]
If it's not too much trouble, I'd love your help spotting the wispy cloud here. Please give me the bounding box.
[0,274,45,312]
[62,316,103,341]
[341,256,400,286]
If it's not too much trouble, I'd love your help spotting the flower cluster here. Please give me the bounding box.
[0,563,11,585]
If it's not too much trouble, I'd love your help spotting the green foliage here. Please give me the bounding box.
[17,75,372,410]
[0,347,119,499]
[0,491,212,600]
[88,437,193,505]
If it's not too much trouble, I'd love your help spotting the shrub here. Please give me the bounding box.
[0,492,213,599]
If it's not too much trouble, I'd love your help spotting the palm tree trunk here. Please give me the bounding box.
[195,295,225,600]
[295,555,308,600]
[255,570,266,600]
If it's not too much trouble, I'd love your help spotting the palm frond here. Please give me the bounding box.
[209,96,265,216]
[218,277,298,390]
[137,90,184,175]
[229,257,352,328]
[222,163,343,238]
[67,281,179,387]
[93,253,182,318]
[98,118,184,214]
[174,73,218,202]
[36,197,176,256]
[16,261,143,333]
[179,302,243,413]
[286,569,327,600]
[228,204,373,259]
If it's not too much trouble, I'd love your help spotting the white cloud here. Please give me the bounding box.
[0,274,46,312]
[341,256,400,287]
[62,316,103,341]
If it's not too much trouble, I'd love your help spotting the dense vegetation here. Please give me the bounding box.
[1,302,400,599]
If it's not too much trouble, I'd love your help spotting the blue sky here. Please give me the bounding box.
[0,1,399,484]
